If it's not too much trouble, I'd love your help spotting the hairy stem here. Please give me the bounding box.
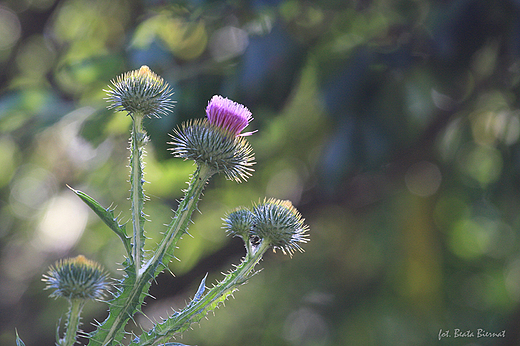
[142,163,214,276]
[60,298,86,346]
[130,113,146,275]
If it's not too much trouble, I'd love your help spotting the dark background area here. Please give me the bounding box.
[1,0,520,345]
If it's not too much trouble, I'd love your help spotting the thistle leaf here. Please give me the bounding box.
[15,329,25,346]
[191,273,208,304]
[87,258,153,346]
[69,186,132,259]
[128,251,266,346]
[128,284,236,346]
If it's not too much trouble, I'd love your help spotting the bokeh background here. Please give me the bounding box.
[1,0,520,345]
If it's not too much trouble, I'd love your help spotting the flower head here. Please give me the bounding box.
[105,65,174,118]
[206,95,255,137]
[169,96,256,182]
[42,255,111,301]
[170,119,255,182]
[251,198,309,256]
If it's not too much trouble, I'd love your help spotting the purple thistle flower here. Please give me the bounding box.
[206,95,255,136]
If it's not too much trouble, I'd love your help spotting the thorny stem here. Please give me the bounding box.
[170,239,270,325]
[60,298,86,346]
[131,113,146,275]
[142,163,214,276]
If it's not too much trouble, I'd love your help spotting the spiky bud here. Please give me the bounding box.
[251,198,309,256]
[42,255,110,301]
[223,207,254,240]
[169,95,256,182]
[104,65,174,118]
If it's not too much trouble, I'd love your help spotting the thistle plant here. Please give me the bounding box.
[17,66,309,346]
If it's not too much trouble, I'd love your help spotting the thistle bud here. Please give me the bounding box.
[42,255,110,301]
[223,207,254,240]
[251,198,309,256]
[169,95,256,182]
[104,65,174,118]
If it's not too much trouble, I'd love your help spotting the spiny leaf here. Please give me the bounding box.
[128,257,261,346]
[69,186,132,258]
[191,273,208,304]
[15,329,25,346]
[87,251,169,345]
[128,287,237,346]
[87,262,143,345]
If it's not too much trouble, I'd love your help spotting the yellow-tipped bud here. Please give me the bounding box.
[42,255,111,301]
[104,65,175,118]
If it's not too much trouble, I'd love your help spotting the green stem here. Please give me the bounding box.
[131,113,146,275]
[61,298,86,346]
[133,241,271,346]
[88,164,215,346]
[142,163,214,276]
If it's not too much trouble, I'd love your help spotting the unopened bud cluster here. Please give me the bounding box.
[223,198,309,256]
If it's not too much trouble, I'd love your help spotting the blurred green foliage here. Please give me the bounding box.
[1,0,520,345]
